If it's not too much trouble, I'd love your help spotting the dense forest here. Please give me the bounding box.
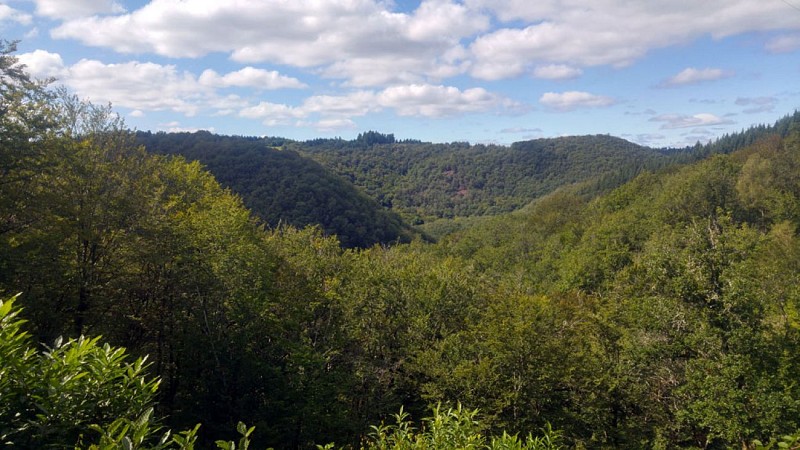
[296,134,664,222]
[137,114,800,242]
[133,131,417,248]
[294,117,800,226]
[3,41,800,450]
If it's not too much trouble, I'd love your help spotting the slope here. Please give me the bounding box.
[295,134,675,222]
[135,131,417,248]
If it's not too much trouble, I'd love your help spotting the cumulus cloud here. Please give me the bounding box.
[237,83,515,129]
[16,50,68,79]
[16,46,514,129]
[69,60,211,115]
[320,49,471,87]
[199,67,307,90]
[0,4,32,25]
[34,0,125,19]
[649,113,735,129]
[302,91,380,118]
[19,51,205,115]
[405,0,489,42]
[16,50,310,117]
[42,0,800,86]
[658,67,733,87]
[468,1,800,80]
[378,84,507,117]
[239,102,305,126]
[465,0,558,22]
[49,0,485,88]
[532,64,582,80]
[539,91,616,111]
[735,96,778,114]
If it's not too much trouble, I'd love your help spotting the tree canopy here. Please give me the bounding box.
[3,43,800,449]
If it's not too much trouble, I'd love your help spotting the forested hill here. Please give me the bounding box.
[135,112,800,239]
[134,131,417,248]
[293,134,675,222]
[293,112,799,223]
[6,45,800,449]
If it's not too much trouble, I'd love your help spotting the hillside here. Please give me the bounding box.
[132,113,800,247]
[296,113,800,224]
[3,58,800,447]
[294,134,676,222]
[134,131,417,248]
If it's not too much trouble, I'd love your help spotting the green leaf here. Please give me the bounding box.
[159,430,171,445]
[215,440,234,450]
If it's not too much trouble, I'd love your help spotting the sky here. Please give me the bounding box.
[1,0,799,147]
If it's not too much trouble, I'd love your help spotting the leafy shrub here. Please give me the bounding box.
[0,294,196,449]
[360,404,562,450]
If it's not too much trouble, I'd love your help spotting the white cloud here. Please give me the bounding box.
[36,0,800,89]
[649,113,735,129]
[66,59,211,116]
[405,0,489,41]
[320,48,472,87]
[766,33,800,53]
[15,51,311,118]
[156,120,215,133]
[44,0,800,87]
[378,84,508,117]
[465,0,559,22]
[16,50,68,79]
[302,91,380,118]
[539,91,616,111]
[49,0,484,88]
[34,0,125,19]
[735,96,778,114]
[198,67,307,90]
[532,64,582,80]
[237,83,515,128]
[468,1,800,80]
[239,102,304,126]
[16,51,240,116]
[659,67,733,87]
[0,4,32,25]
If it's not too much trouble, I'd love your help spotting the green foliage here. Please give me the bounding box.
[296,134,667,222]
[215,422,256,450]
[0,295,160,448]
[5,47,800,449]
[748,431,800,450]
[134,131,417,248]
[84,410,201,450]
[361,405,562,450]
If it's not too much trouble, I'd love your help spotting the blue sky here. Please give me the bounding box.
[2,0,799,147]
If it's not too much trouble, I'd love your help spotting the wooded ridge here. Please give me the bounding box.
[3,41,800,449]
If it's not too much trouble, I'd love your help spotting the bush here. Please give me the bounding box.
[0,294,195,449]
[360,403,562,450]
